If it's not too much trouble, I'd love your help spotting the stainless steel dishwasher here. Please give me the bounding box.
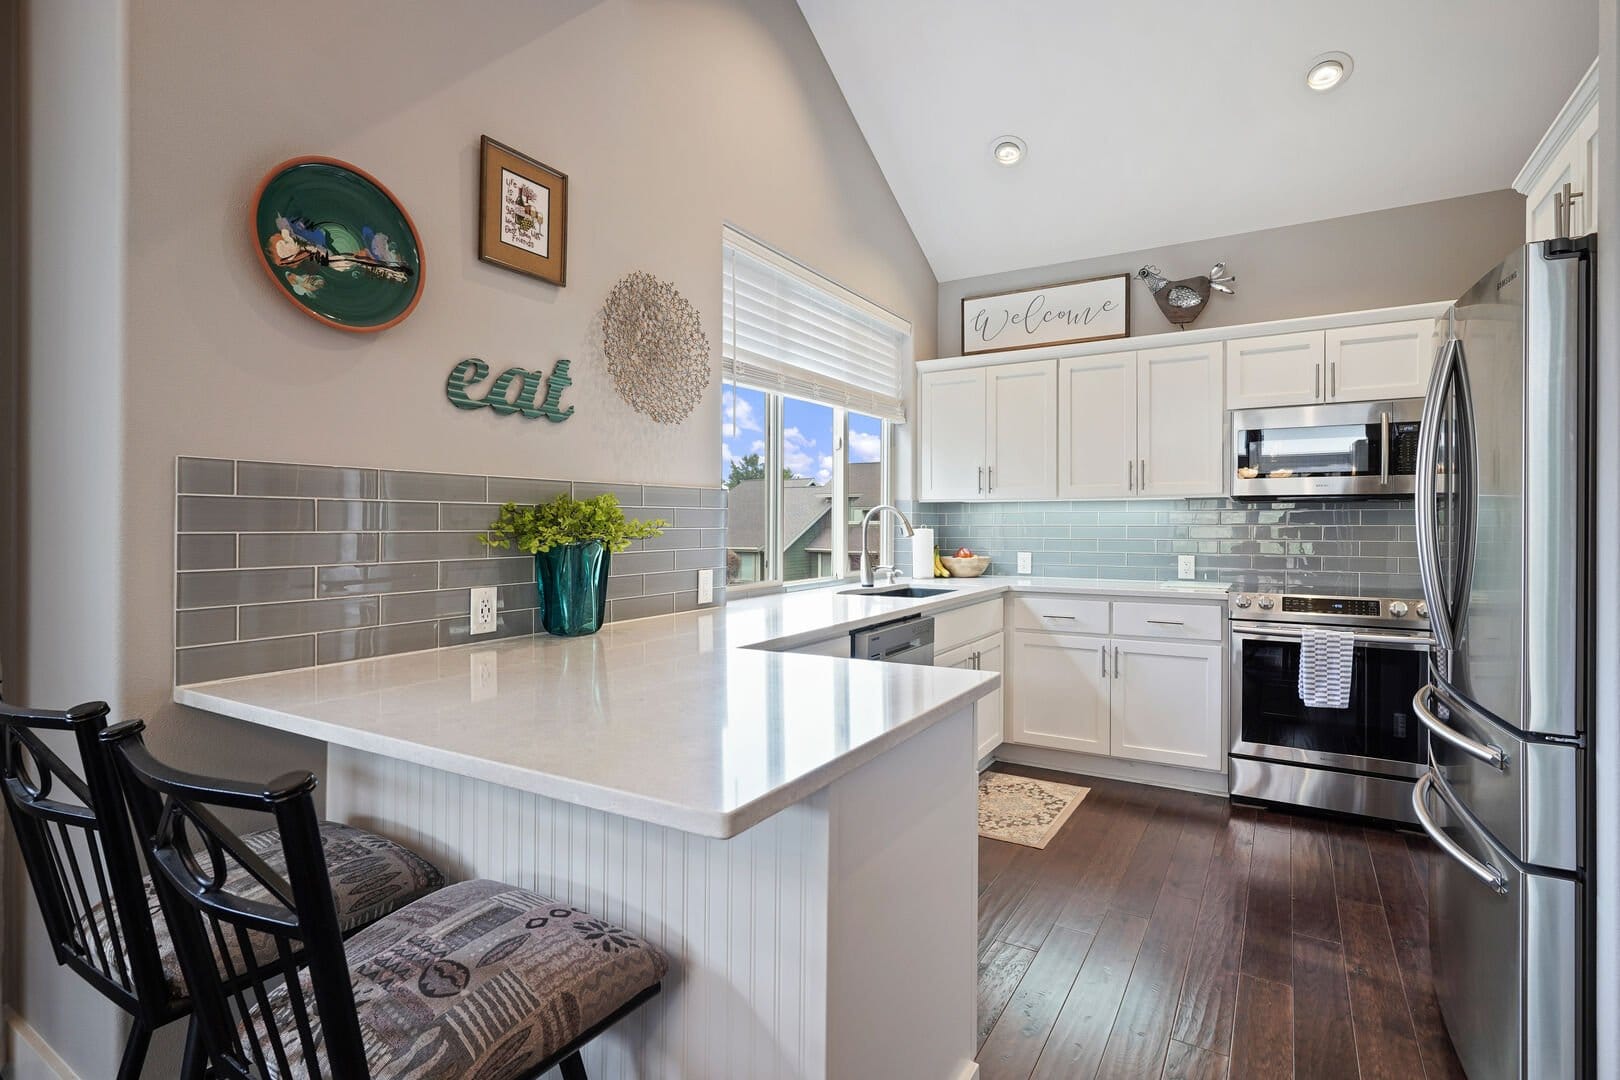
[850,615,935,665]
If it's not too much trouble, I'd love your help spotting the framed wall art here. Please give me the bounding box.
[960,273,1129,354]
[479,135,568,286]
[253,156,425,333]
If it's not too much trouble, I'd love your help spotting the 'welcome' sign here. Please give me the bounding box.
[961,273,1129,355]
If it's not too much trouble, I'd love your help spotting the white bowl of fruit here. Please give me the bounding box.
[938,548,991,578]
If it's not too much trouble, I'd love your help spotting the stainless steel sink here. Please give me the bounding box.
[838,585,954,599]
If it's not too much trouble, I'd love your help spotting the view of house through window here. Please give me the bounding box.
[722,386,888,588]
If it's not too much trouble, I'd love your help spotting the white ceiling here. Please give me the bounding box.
[796,0,1598,282]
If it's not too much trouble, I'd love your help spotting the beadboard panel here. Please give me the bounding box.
[326,746,832,1080]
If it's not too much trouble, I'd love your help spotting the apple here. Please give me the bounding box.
[954,547,974,559]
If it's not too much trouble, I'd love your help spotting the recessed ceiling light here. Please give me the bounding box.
[992,136,1026,166]
[1306,51,1353,92]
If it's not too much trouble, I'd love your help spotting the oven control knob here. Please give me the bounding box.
[1234,594,1252,609]
[1256,596,1275,610]
[1389,601,1409,618]
[1415,601,1428,619]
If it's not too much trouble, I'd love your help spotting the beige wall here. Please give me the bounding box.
[17,0,938,1074]
[936,189,1525,356]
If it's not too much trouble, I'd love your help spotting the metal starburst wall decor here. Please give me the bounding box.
[600,271,711,424]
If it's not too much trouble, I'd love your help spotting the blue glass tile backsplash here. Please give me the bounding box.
[902,496,1418,596]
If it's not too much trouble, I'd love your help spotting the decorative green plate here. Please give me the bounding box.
[252,157,424,332]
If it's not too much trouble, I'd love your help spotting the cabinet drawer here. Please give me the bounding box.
[1011,594,1110,634]
[934,599,1003,653]
[1111,601,1222,642]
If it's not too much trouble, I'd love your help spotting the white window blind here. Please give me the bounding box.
[722,227,910,422]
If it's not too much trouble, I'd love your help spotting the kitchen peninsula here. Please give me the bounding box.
[176,584,1006,1080]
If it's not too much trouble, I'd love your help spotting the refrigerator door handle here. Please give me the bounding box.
[1413,772,1509,894]
[1414,684,1506,770]
[1415,337,1460,652]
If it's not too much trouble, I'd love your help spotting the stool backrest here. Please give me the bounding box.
[103,720,371,1080]
[0,702,172,1015]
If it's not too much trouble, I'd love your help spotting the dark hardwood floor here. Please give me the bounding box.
[976,764,1468,1080]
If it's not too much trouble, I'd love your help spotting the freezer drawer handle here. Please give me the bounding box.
[1412,772,1509,895]
[1413,684,1506,770]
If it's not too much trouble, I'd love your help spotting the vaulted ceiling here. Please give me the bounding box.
[797,0,1598,281]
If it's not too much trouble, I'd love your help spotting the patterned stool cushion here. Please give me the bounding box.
[252,879,668,1080]
[92,821,444,998]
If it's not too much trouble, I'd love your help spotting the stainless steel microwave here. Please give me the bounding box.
[1230,399,1425,498]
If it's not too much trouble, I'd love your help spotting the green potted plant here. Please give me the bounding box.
[481,494,666,636]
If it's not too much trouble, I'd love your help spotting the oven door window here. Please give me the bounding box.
[1236,422,1381,481]
[1238,636,1427,764]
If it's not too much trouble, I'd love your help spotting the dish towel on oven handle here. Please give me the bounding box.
[1298,628,1354,709]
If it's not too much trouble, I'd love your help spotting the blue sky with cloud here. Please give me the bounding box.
[722,385,882,484]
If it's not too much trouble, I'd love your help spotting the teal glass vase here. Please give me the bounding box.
[535,541,611,636]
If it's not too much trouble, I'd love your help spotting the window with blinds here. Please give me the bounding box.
[721,227,911,422]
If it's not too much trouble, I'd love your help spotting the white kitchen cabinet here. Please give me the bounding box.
[1324,319,1440,402]
[917,367,987,501]
[986,361,1058,499]
[1136,341,1225,496]
[916,360,1055,501]
[1517,59,1599,242]
[937,633,1004,762]
[1108,639,1224,771]
[1057,352,1137,499]
[1010,630,1109,755]
[1225,331,1325,410]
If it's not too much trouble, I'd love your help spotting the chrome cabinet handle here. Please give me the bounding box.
[1128,460,1134,491]
[1139,459,1147,487]
[1413,685,1505,770]
[1329,361,1337,398]
[1412,773,1509,894]
[1379,411,1391,485]
[987,466,993,493]
[1100,648,1106,678]
[1314,363,1321,399]
[1043,614,1076,620]
[1146,618,1185,626]
[1555,182,1585,238]
[1114,645,1120,672]
[977,466,984,495]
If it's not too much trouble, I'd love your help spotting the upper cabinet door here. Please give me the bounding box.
[1136,341,1224,497]
[1520,62,1598,241]
[1225,331,1325,409]
[1526,141,1584,242]
[1057,352,1137,499]
[986,360,1058,499]
[1325,319,1441,402]
[917,367,988,501]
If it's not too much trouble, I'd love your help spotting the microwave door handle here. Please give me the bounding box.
[1379,411,1391,485]
[1415,338,1459,653]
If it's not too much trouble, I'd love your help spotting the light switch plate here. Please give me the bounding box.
[470,586,498,634]
[1017,551,1033,574]
[697,568,714,605]
[1178,555,1196,580]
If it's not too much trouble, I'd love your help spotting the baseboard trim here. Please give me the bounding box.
[6,1010,80,1080]
[952,1060,982,1080]
[992,744,1228,795]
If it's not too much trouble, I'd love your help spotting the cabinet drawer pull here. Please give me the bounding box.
[1146,618,1185,626]
[1043,614,1077,620]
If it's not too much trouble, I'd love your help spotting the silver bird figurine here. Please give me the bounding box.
[1135,262,1237,327]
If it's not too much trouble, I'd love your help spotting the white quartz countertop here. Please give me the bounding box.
[176,575,1226,838]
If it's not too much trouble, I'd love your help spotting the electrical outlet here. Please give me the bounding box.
[1178,555,1196,580]
[470,586,498,635]
[470,650,497,701]
[697,567,714,605]
[1017,551,1033,574]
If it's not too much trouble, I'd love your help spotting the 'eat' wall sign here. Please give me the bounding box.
[445,358,575,421]
[961,273,1129,354]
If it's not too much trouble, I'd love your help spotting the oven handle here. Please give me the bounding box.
[1412,772,1510,894]
[1413,683,1506,770]
[1231,623,1434,647]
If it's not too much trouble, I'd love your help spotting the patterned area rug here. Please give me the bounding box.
[978,772,1090,848]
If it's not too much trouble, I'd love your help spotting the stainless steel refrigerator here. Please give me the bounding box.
[1412,236,1594,1079]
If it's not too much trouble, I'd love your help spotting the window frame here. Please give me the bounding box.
[724,386,891,598]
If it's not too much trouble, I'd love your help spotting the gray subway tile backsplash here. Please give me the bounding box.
[176,459,725,682]
[909,496,1417,595]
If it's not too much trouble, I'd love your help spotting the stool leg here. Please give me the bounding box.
[180,1016,208,1080]
[558,1050,589,1080]
[116,1021,152,1080]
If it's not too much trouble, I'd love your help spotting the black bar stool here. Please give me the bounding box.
[0,701,448,1079]
[105,718,667,1080]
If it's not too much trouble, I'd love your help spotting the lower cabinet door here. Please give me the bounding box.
[975,636,1005,760]
[1010,630,1109,754]
[1109,639,1224,770]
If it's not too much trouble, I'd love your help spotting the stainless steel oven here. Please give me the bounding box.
[1228,591,1432,822]
[1231,398,1425,499]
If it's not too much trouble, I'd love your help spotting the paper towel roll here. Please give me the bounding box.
[910,527,935,577]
